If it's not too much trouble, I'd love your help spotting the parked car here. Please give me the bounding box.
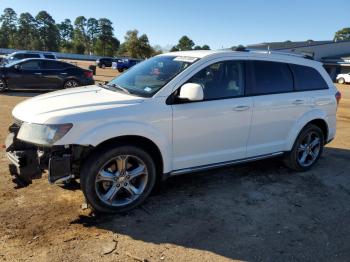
[96,57,114,69]
[0,58,94,91]
[6,50,340,213]
[3,51,57,64]
[115,58,142,72]
[336,72,350,84]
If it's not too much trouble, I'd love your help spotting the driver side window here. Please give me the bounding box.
[20,61,41,70]
[188,60,245,100]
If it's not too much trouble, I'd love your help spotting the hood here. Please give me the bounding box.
[12,85,145,124]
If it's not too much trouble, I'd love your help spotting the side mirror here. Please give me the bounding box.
[14,64,20,70]
[178,83,204,102]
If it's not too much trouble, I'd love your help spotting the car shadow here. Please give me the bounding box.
[71,147,350,261]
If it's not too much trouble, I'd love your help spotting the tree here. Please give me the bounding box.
[334,28,350,41]
[119,30,154,58]
[171,35,194,51]
[95,18,119,56]
[0,8,18,48]
[57,19,73,52]
[17,12,38,50]
[87,18,99,54]
[35,11,60,51]
[201,44,210,50]
[73,16,88,53]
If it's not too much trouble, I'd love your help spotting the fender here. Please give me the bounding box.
[73,120,172,173]
[285,109,329,151]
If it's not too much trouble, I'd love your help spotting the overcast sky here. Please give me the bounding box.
[1,0,349,49]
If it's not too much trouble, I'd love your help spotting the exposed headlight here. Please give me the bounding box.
[17,123,73,146]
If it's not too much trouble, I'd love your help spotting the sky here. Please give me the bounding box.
[0,0,349,50]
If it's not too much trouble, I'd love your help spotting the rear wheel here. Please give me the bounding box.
[101,64,106,69]
[0,78,7,92]
[117,68,124,73]
[80,145,157,213]
[63,79,79,88]
[284,124,324,171]
[337,77,345,84]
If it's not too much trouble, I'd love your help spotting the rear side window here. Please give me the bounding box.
[24,54,40,58]
[248,61,293,95]
[44,54,55,59]
[290,64,328,91]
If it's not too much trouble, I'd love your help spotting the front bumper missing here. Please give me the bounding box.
[5,131,74,187]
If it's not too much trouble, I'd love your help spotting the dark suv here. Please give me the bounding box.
[96,57,114,69]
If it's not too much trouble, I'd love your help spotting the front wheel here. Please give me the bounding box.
[80,145,157,213]
[337,77,345,84]
[284,124,324,171]
[0,78,7,92]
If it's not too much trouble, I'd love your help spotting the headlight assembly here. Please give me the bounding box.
[17,123,73,146]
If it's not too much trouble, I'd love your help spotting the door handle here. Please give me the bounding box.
[34,72,42,75]
[233,105,250,111]
[292,99,305,105]
[60,73,67,75]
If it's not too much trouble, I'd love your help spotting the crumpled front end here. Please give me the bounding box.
[5,118,91,188]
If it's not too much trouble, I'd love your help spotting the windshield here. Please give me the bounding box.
[107,55,198,97]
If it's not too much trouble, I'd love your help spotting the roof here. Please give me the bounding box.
[247,40,350,50]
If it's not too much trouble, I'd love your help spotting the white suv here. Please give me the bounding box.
[5,50,340,213]
[336,72,350,84]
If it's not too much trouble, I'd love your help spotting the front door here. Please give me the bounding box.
[7,60,43,89]
[172,60,252,171]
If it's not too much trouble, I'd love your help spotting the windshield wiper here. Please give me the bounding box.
[107,83,131,95]
[98,82,131,95]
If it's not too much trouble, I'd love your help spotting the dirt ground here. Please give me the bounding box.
[0,81,349,261]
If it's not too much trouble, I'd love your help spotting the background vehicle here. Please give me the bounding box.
[0,58,94,91]
[96,57,114,68]
[336,72,350,84]
[3,51,57,64]
[115,58,142,72]
[5,50,339,213]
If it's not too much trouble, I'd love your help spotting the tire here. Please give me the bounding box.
[337,77,345,84]
[117,68,124,73]
[80,145,157,213]
[0,78,7,92]
[63,79,80,89]
[101,64,106,69]
[284,124,324,172]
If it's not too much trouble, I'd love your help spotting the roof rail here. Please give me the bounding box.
[245,48,314,60]
[230,47,313,60]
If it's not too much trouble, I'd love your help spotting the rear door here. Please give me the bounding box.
[40,60,66,89]
[246,60,311,157]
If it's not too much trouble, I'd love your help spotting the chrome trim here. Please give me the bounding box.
[170,152,284,176]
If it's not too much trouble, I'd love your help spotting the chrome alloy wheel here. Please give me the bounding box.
[95,155,148,207]
[297,131,321,167]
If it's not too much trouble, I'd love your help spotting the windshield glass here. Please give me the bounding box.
[107,55,198,97]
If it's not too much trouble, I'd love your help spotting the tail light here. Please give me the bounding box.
[84,70,93,78]
[335,91,341,106]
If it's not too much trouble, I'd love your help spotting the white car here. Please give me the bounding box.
[336,73,350,84]
[5,50,340,213]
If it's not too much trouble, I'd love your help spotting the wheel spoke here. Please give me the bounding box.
[309,151,317,161]
[125,184,139,197]
[116,155,128,172]
[309,137,320,149]
[305,133,312,145]
[103,185,120,203]
[128,165,146,180]
[96,170,116,183]
[300,151,308,164]
[298,144,306,152]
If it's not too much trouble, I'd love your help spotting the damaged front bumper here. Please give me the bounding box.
[5,122,90,187]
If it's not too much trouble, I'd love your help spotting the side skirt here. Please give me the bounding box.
[167,152,284,178]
